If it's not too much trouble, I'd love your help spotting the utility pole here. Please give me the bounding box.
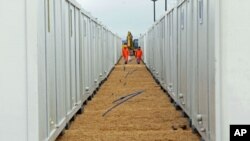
[151,0,158,22]
[165,0,168,11]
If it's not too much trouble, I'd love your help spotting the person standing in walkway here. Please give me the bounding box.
[122,43,129,64]
[136,47,143,64]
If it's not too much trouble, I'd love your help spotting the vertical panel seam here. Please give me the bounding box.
[24,0,29,140]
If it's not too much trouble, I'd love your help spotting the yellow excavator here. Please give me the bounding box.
[127,31,134,50]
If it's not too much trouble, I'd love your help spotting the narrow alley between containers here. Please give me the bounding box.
[56,57,200,141]
[2,1,250,141]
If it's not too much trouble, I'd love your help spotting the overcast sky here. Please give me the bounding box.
[76,0,177,39]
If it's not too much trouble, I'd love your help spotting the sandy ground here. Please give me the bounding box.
[56,57,200,141]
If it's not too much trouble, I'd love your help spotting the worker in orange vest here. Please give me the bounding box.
[122,43,129,64]
[136,47,143,64]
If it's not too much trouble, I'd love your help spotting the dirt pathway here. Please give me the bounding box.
[56,57,200,141]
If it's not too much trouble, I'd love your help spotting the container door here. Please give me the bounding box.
[84,18,90,95]
[102,29,106,77]
[69,5,76,107]
[164,17,169,87]
[101,28,104,77]
[177,2,188,111]
[55,0,66,125]
[167,14,172,92]
[96,25,99,82]
[168,11,173,95]
[64,1,70,113]
[94,24,98,84]
[157,25,160,78]
[75,9,81,103]
[163,16,167,88]
[99,27,103,80]
[88,20,92,90]
[160,20,164,83]
[90,21,94,89]
[186,0,193,117]
[45,0,57,134]
[153,28,157,75]
[98,25,101,82]
[92,23,96,86]
[197,0,209,138]
[79,15,83,98]
[172,9,178,99]
[177,5,181,106]
[169,11,175,96]
[80,15,86,98]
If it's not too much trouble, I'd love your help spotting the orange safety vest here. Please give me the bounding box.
[136,49,143,59]
[122,47,129,60]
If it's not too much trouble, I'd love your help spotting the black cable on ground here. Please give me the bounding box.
[112,90,144,104]
[102,90,145,117]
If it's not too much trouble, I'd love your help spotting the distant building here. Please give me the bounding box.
[133,39,139,49]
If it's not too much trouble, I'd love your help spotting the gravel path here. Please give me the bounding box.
[56,57,200,141]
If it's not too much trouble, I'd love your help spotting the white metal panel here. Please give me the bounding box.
[89,20,93,89]
[168,10,177,99]
[38,0,48,140]
[84,18,89,92]
[156,25,161,78]
[85,17,90,92]
[217,0,250,141]
[160,20,165,84]
[79,14,84,98]
[45,0,57,134]
[64,1,72,114]
[197,0,209,139]
[166,13,171,91]
[95,24,99,84]
[98,26,102,81]
[0,1,27,140]
[144,35,147,64]
[69,4,77,108]
[80,13,88,99]
[102,29,106,76]
[83,17,87,93]
[177,2,188,111]
[75,8,81,103]
[165,14,171,90]
[100,28,104,79]
[208,0,215,140]
[102,29,105,76]
[91,21,96,89]
[55,0,67,127]
[92,22,97,86]
[186,0,193,117]
[172,8,178,99]
[88,20,92,90]
[191,0,199,134]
